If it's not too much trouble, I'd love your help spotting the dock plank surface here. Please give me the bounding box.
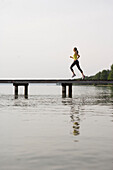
[0,79,113,85]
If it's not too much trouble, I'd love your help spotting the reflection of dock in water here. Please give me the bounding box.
[62,86,113,138]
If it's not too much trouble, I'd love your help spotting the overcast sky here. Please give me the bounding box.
[0,0,113,78]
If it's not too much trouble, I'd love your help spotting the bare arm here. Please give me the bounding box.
[70,56,74,59]
[77,54,80,59]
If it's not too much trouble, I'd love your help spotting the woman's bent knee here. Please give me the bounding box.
[70,66,73,71]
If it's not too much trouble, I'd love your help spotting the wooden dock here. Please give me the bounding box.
[0,79,113,99]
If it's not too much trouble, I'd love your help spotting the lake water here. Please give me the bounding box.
[0,85,113,170]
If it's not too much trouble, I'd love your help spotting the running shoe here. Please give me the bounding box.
[82,75,85,79]
[72,74,76,78]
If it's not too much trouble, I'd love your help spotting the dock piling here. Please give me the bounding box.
[0,79,112,99]
[62,83,72,98]
[62,83,66,98]
[24,84,28,99]
[14,85,18,99]
[68,84,72,98]
[13,83,29,99]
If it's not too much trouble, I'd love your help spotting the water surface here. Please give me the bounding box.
[0,85,113,170]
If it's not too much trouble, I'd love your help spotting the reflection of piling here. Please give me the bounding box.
[62,83,72,98]
[13,83,29,99]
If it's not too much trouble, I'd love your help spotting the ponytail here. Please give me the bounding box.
[74,47,78,54]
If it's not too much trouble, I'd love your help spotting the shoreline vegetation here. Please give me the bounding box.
[75,64,113,86]
[85,64,113,81]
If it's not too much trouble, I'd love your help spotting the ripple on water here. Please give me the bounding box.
[0,86,113,170]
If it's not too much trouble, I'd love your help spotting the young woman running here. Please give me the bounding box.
[70,47,85,79]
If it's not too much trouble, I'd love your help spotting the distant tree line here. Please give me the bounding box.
[85,64,113,80]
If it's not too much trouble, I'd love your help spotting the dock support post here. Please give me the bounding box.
[15,85,18,99]
[62,83,66,98]
[68,84,72,98]
[13,83,29,99]
[24,84,28,99]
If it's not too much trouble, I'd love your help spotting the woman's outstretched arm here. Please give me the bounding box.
[70,56,74,59]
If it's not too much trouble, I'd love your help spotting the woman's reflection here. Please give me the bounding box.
[62,99,83,137]
[70,105,80,136]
